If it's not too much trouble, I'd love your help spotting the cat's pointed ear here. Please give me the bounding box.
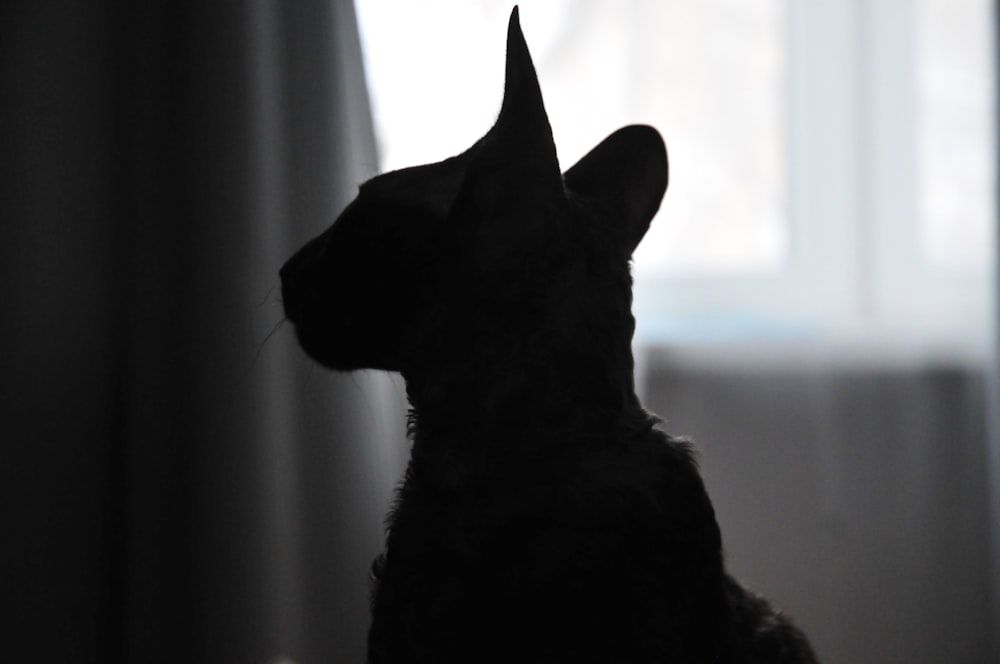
[564,125,668,256]
[459,7,563,209]
[487,6,561,192]
[448,6,565,274]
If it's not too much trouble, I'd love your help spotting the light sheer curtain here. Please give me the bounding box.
[2,1,406,662]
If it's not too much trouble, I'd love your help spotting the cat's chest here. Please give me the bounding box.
[386,438,698,566]
[371,436,720,658]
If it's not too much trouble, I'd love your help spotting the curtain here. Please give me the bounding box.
[643,359,996,663]
[2,2,408,662]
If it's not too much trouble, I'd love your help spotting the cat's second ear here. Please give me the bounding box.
[563,125,668,256]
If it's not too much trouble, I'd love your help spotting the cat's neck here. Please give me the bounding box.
[402,343,654,485]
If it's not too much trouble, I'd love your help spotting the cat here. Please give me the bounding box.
[280,7,818,663]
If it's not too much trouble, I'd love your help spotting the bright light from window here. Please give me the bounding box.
[918,0,995,270]
[624,1,788,276]
[355,0,788,276]
[356,0,995,351]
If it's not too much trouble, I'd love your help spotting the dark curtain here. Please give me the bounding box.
[2,2,408,662]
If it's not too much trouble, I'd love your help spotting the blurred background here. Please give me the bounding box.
[3,1,997,662]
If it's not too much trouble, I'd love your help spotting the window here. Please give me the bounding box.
[355,0,995,355]
[918,0,994,270]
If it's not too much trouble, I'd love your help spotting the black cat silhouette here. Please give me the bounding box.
[281,7,818,663]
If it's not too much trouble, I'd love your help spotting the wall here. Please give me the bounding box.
[644,354,995,663]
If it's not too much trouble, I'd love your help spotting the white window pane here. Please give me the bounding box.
[917,0,995,270]
[626,1,788,276]
[356,0,788,276]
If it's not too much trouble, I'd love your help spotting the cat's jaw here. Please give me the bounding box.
[399,355,656,495]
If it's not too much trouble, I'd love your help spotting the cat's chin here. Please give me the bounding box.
[293,326,353,372]
[292,324,400,373]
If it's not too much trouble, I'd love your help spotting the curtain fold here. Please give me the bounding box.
[2,2,407,662]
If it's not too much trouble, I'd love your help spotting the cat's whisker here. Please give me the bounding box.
[250,317,288,368]
[255,284,278,309]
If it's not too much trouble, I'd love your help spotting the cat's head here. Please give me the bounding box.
[280,7,667,376]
